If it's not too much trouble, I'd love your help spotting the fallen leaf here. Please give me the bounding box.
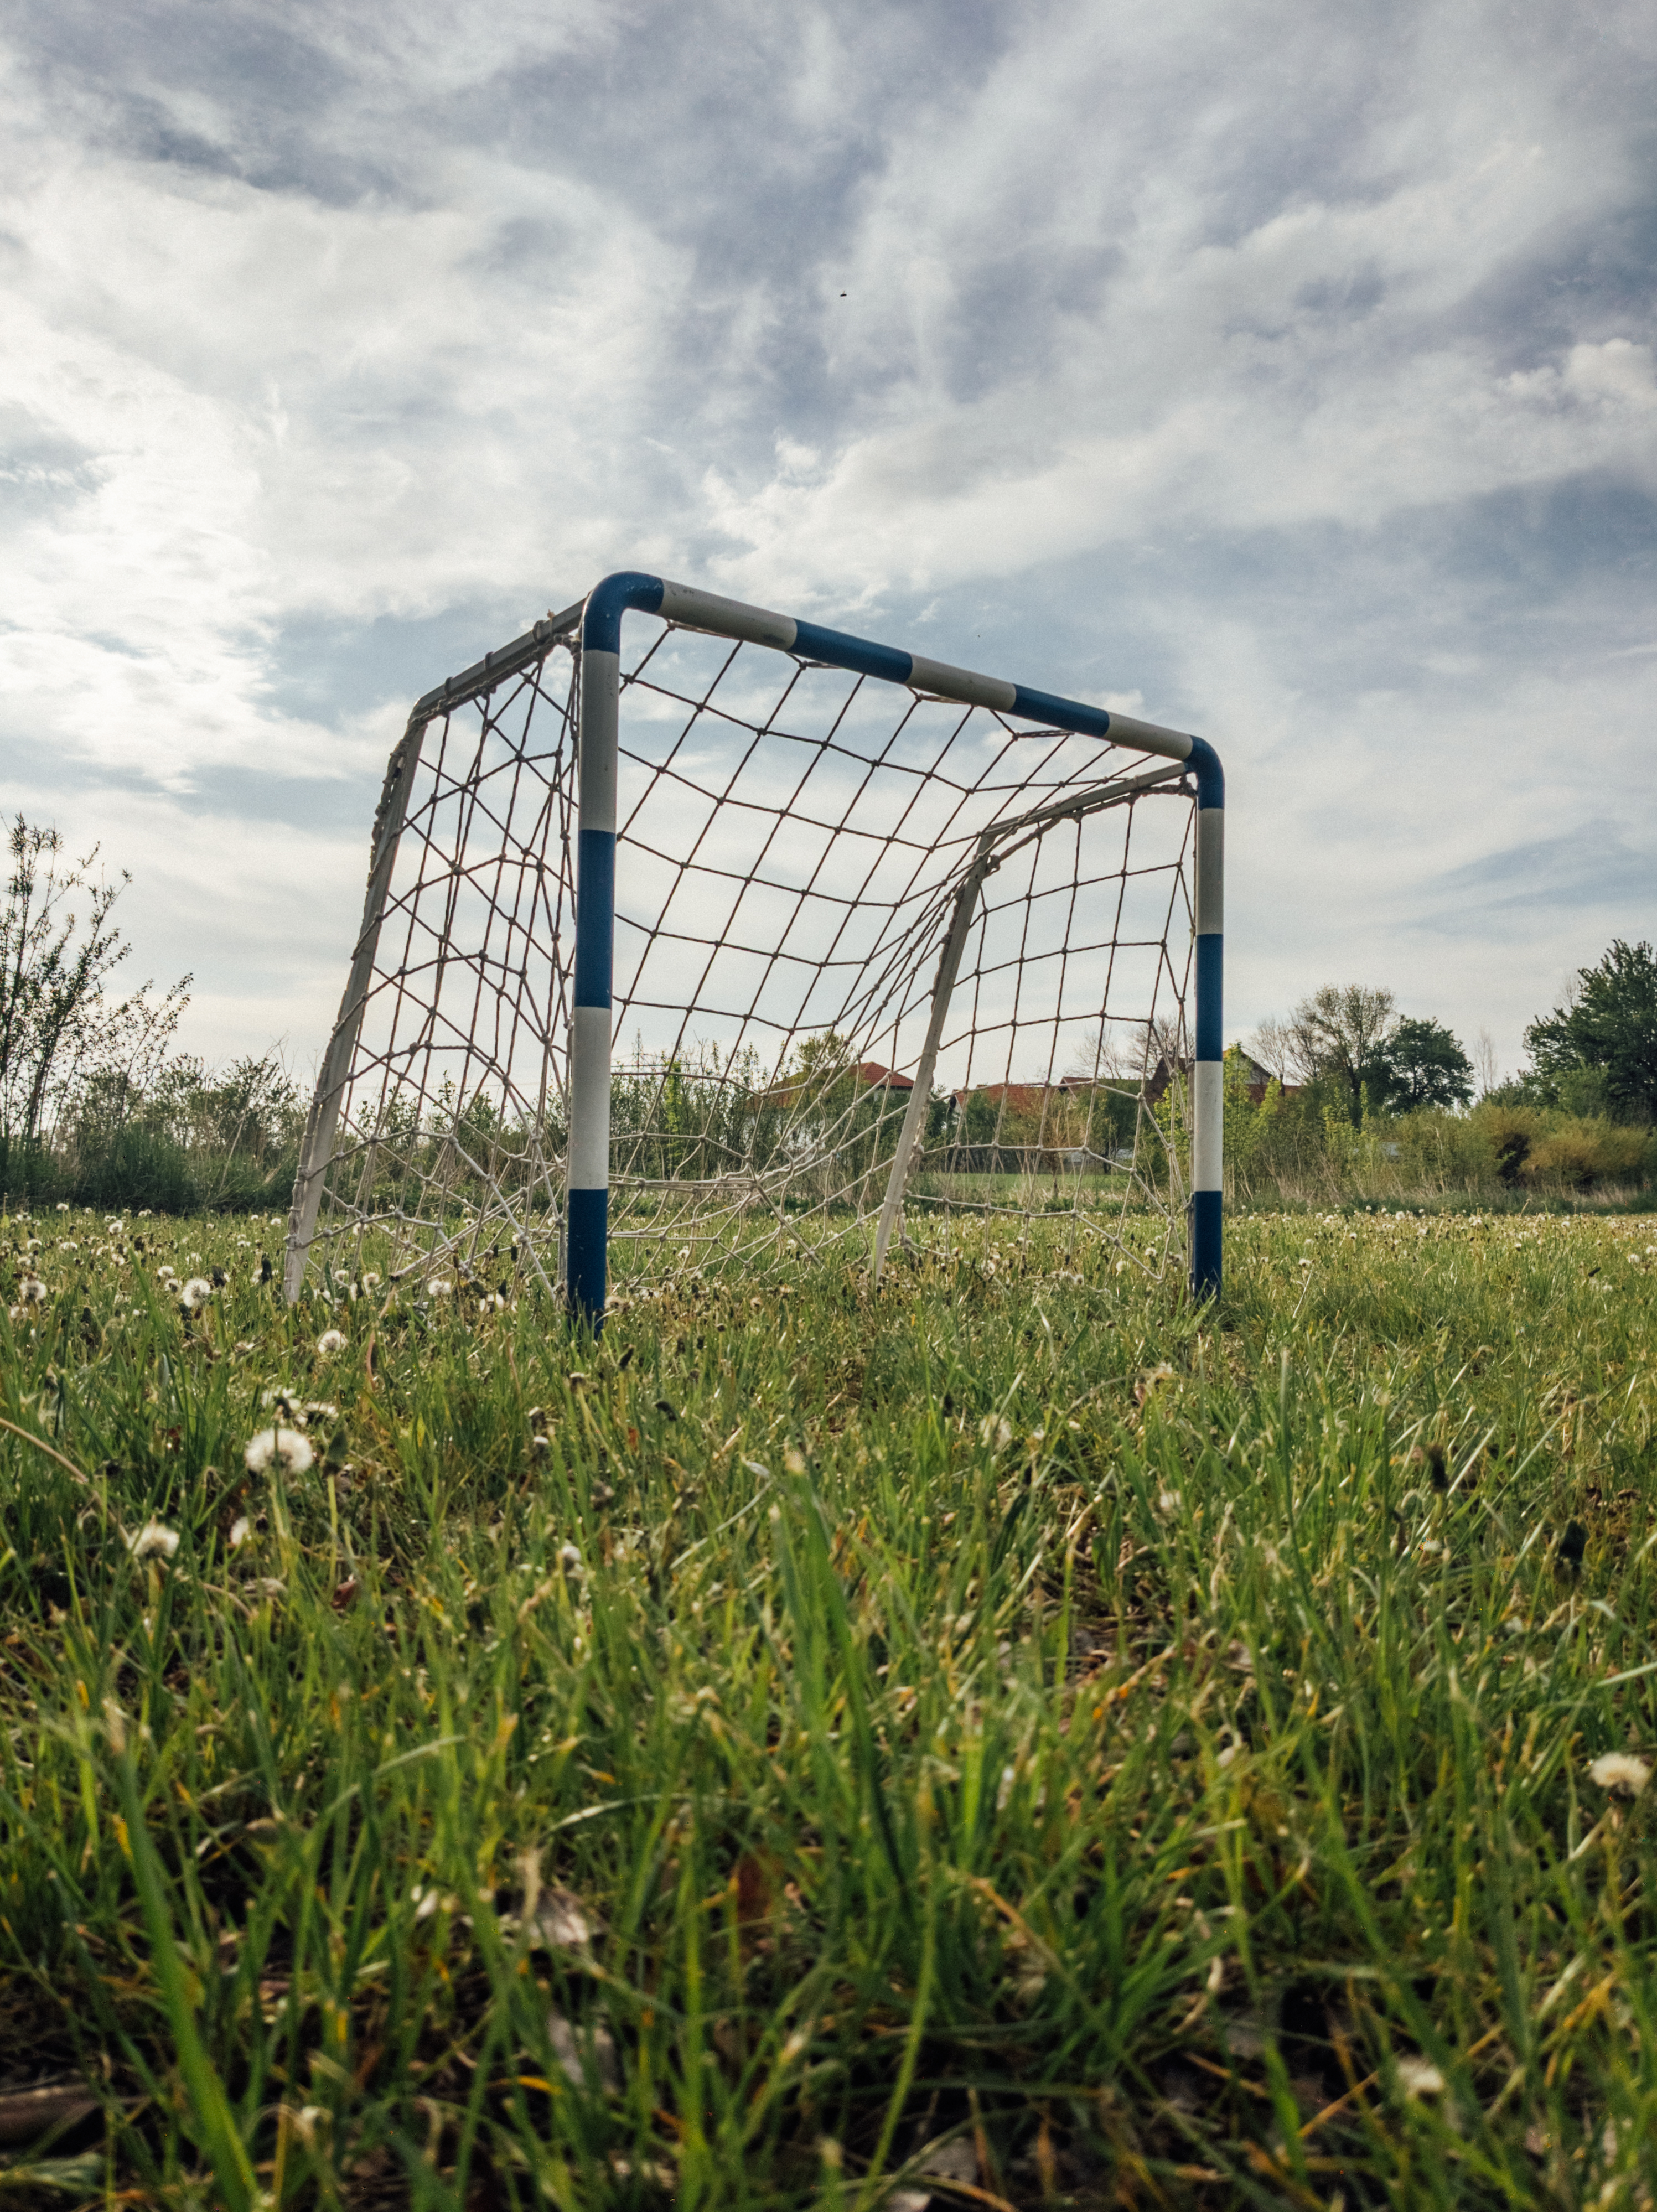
[0,2083,99,2144]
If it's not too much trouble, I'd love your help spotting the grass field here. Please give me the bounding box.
[3,1199,1657,2208]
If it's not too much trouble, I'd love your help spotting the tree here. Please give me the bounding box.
[0,816,189,1158]
[1245,1016,1295,1083]
[1376,1017,1474,1111]
[1524,940,1657,1123]
[1269,985,1473,1121]
[1285,985,1397,1121]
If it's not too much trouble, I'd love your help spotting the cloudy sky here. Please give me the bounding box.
[3,0,1654,1085]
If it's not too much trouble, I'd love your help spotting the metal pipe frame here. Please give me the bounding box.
[571,572,1224,1327]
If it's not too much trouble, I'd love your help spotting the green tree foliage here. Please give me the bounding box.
[959,1087,1001,1145]
[1283,985,1397,1124]
[1375,1016,1474,1110]
[1524,939,1657,1123]
[1277,987,1474,1124]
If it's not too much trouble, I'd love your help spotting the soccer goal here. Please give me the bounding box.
[284,574,1223,1318]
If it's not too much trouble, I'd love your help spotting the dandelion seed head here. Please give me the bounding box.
[1588,1752,1651,1796]
[229,1516,251,1549]
[18,1277,47,1306]
[1395,2055,1444,2097]
[127,1520,180,1560]
[180,1277,214,1311]
[316,1329,348,1355]
[426,1277,453,1298]
[531,1885,592,1949]
[244,1427,315,1476]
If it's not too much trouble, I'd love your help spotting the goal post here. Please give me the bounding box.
[285,573,1224,1318]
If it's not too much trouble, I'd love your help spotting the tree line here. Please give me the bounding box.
[1230,942,1657,1198]
[3,804,1653,1213]
[0,816,304,1210]
[1249,943,1657,1127]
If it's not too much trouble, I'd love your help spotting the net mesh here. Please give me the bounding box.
[286,608,1199,1301]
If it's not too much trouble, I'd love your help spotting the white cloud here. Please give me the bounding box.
[0,0,1653,1077]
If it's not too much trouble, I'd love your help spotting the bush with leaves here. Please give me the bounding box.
[1524,939,1657,1123]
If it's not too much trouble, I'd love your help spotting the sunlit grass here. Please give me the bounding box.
[2,1200,1656,2205]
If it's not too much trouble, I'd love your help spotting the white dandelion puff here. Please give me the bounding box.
[127,1520,180,1560]
[1395,2055,1444,2098]
[180,1277,214,1311]
[530,1885,593,1950]
[55,1202,69,1213]
[18,1277,48,1306]
[426,1278,453,1298]
[316,1329,348,1356]
[1588,1752,1651,1796]
[244,1427,315,1476]
[229,1515,252,1549]
[58,1240,78,1254]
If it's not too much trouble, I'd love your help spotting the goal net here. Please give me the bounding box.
[284,579,1223,1312]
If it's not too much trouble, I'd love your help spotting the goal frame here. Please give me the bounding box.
[568,572,1224,1321]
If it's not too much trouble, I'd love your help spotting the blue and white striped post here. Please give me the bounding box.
[567,576,654,1327]
[1188,738,1224,1302]
[565,572,1224,1324]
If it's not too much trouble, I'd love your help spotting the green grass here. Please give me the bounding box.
[2,1202,1657,2206]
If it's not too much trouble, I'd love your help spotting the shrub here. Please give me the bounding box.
[1469,1102,1545,1184]
[1520,1118,1649,1191]
[66,1125,198,1213]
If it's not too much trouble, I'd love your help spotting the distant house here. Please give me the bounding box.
[855,1061,913,1091]
[1234,1051,1300,1106]
[947,1081,1051,1120]
[1147,1051,1300,1107]
[763,1057,914,1110]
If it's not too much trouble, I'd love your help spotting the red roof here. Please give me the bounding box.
[856,1061,913,1090]
[950,1083,1053,1116]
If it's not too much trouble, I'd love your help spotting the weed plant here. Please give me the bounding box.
[1,1206,1656,2205]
